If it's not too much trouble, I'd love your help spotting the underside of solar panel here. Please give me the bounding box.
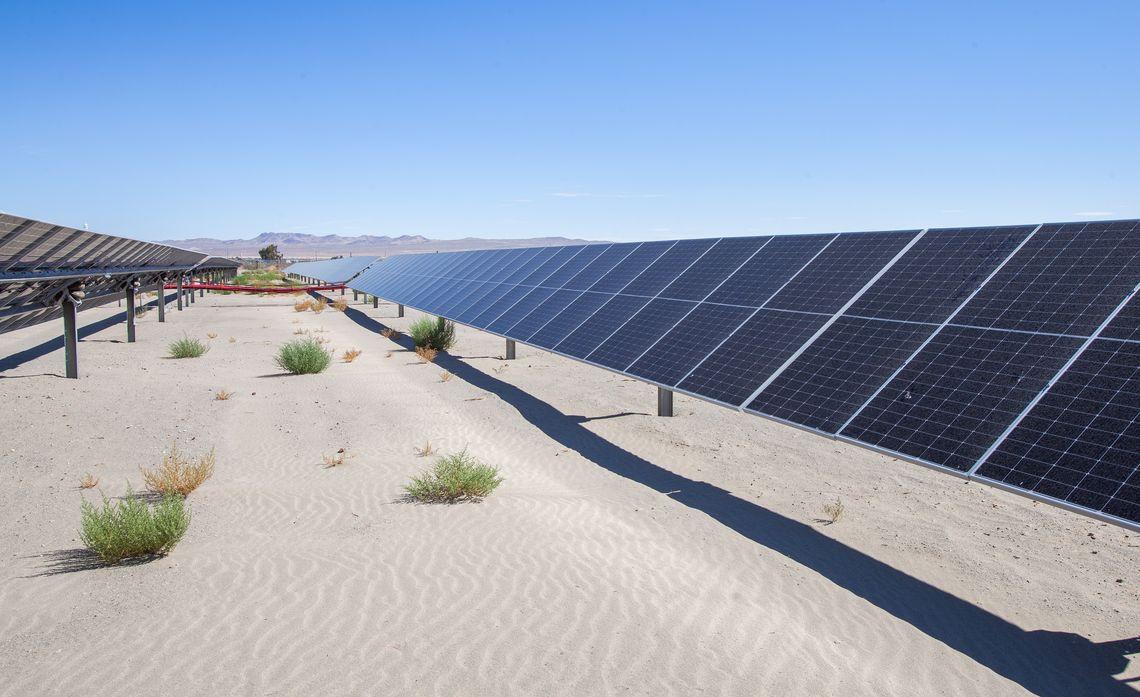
[345,220,1140,530]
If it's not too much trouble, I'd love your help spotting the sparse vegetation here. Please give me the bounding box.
[228,336,236,343]
[275,338,332,374]
[79,473,100,489]
[332,297,349,312]
[381,328,402,340]
[439,370,453,382]
[405,450,503,503]
[821,498,845,525]
[311,298,328,314]
[206,332,218,339]
[321,448,351,468]
[168,336,208,359]
[215,389,234,401]
[80,489,190,565]
[134,307,148,318]
[294,327,307,335]
[414,441,436,458]
[233,269,294,286]
[409,316,456,351]
[294,299,313,312]
[142,443,216,497]
[385,351,393,358]
[415,346,438,363]
[342,348,362,362]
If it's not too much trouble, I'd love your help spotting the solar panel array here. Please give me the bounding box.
[284,256,380,284]
[0,213,214,334]
[348,220,1140,529]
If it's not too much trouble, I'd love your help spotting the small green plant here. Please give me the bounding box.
[275,338,332,374]
[404,450,503,503]
[168,336,208,359]
[409,316,456,351]
[79,488,190,565]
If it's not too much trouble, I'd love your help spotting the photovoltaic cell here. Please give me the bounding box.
[842,326,1085,472]
[1099,294,1140,342]
[551,293,649,357]
[621,238,717,297]
[540,244,610,288]
[657,237,769,301]
[470,286,532,327]
[766,231,919,314]
[526,291,617,348]
[627,302,755,387]
[975,340,1139,522]
[506,289,584,339]
[516,246,587,287]
[746,317,936,433]
[678,309,828,407]
[846,226,1034,323]
[487,287,557,333]
[587,298,696,369]
[952,220,1140,336]
[563,243,639,291]
[706,235,834,308]
[588,240,674,294]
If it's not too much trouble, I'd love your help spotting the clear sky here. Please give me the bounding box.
[2,1,1137,242]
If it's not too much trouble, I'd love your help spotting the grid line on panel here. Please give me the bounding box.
[551,294,652,357]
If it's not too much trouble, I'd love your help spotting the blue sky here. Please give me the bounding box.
[2,1,1137,242]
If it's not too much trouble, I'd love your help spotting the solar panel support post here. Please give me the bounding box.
[373,296,378,309]
[657,387,673,417]
[505,339,516,360]
[177,277,183,311]
[190,279,196,304]
[340,287,345,296]
[353,290,359,301]
[125,287,137,343]
[155,280,165,322]
[397,304,404,318]
[62,298,79,379]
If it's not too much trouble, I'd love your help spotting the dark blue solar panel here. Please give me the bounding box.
[517,246,588,287]
[436,281,490,315]
[470,286,532,328]
[487,287,557,334]
[506,289,583,340]
[627,303,755,387]
[540,244,610,288]
[706,235,834,308]
[677,309,828,407]
[621,238,717,297]
[499,246,554,283]
[842,326,1084,472]
[766,230,919,314]
[976,339,1139,522]
[588,240,674,294]
[563,243,639,291]
[585,298,696,370]
[553,294,652,358]
[453,283,515,324]
[952,220,1140,336]
[846,226,1034,323]
[658,237,770,301]
[746,317,936,433]
[525,292,615,348]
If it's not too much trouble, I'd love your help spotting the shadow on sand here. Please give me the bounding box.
[334,300,1139,697]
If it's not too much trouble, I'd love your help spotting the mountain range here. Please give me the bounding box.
[157,232,596,259]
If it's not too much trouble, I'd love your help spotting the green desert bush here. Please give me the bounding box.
[80,489,190,565]
[409,316,456,351]
[405,450,503,503]
[274,338,332,374]
[168,336,208,359]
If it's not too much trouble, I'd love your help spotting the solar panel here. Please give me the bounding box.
[284,256,379,284]
[347,220,1140,530]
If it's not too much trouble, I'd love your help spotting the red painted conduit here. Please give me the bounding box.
[164,282,345,293]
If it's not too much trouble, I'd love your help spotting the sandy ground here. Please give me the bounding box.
[0,291,1136,697]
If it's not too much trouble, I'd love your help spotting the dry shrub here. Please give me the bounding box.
[381,327,401,339]
[228,336,236,343]
[322,448,351,468]
[80,473,100,489]
[215,389,234,401]
[439,370,453,382]
[414,441,435,458]
[416,346,438,363]
[821,498,845,525]
[385,351,393,358]
[142,443,216,497]
[206,332,218,339]
[493,364,509,375]
[293,327,307,335]
[294,299,313,312]
[343,348,362,363]
[311,298,328,314]
[332,297,348,312]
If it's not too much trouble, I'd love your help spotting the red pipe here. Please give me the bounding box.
[164,282,345,293]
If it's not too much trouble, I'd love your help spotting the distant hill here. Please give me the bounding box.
[158,231,597,259]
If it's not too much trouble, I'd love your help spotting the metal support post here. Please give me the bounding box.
[657,387,673,417]
[62,298,79,379]
[156,280,166,322]
[125,287,137,342]
[177,277,183,310]
[373,296,378,308]
[397,304,404,318]
[505,339,516,360]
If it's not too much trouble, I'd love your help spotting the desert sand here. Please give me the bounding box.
[0,291,1136,696]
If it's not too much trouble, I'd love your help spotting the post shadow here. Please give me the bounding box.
[333,300,1138,697]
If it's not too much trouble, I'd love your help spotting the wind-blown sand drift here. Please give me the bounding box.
[0,293,1136,696]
